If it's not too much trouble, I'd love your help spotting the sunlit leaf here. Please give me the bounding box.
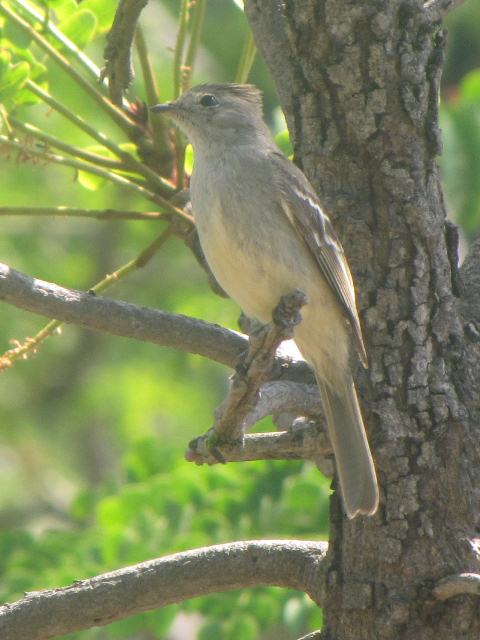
[184,143,194,173]
[229,614,260,640]
[0,50,11,76]
[199,621,224,640]
[0,60,30,101]
[77,168,105,191]
[247,591,280,626]
[51,0,78,20]
[4,17,32,49]
[81,0,118,32]
[440,79,480,236]
[57,9,97,49]
[275,129,293,157]
[39,0,73,9]
[460,69,480,103]
[6,45,47,82]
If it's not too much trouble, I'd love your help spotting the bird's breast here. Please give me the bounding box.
[190,159,304,322]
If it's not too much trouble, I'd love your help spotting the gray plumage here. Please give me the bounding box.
[151,83,379,518]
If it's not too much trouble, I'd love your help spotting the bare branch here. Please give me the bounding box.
[186,423,330,464]
[433,572,480,601]
[0,540,327,640]
[0,263,313,383]
[104,0,149,104]
[244,381,322,428]
[0,262,245,368]
[423,0,467,22]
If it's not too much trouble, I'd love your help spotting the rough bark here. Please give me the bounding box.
[245,1,480,638]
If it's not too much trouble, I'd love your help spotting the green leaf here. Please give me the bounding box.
[198,621,224,640]
[0,51,11,77]
[52,0,78,19]
[0,60,30,102]
[6,46,47,82]
[81,0,118,32]
[248,592,280,626]
[77,169,105,191]
[184,143,194,174]
[39,0,74,9]
[228,615,260,640]
[4,17,32,49]
[57,9,98,49]
[275,129,293,157]
[460,70,480,104]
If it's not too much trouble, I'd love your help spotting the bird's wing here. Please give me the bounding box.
[271,151,367,366]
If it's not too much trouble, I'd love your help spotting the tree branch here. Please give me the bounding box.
[103,0,149,105]
[0,262,245,368]
[433,572,480,600]
[186,423,330,464]
[0,263,314,383]
[244,381,323,428]
[244,0,296,125]
[0,540,328,640]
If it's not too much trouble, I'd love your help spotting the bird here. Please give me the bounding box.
[151,83,379,518]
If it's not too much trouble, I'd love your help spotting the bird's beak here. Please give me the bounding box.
[150,102,176,114]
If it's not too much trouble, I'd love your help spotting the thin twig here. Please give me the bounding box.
[235,29,257,84]
[173,0,190,100]
[172,0,190,188]
[103,0,149,104]
[10,119,125,170]
[0,540,327,640]
[135,26,172,156]
[0,135,190,220]
[183,0,207,90]
[26,80,175,195]
[0,207,164,221]
[0,227,173,369]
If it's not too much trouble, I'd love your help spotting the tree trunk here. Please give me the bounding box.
[245,1,480,638]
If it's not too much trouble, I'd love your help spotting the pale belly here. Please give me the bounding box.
[195,208,304,323]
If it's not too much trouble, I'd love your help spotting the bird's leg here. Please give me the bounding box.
[185,290,308,464]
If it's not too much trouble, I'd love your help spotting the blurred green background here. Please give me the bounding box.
[0,0,479,638]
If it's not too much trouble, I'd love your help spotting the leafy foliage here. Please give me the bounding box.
[440,69,480,237]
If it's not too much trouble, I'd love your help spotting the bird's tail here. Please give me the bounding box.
[316,374,379,518]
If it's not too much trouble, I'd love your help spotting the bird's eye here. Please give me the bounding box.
[200,94,219,107]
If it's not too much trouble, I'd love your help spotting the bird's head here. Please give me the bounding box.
[151,83,267,148]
